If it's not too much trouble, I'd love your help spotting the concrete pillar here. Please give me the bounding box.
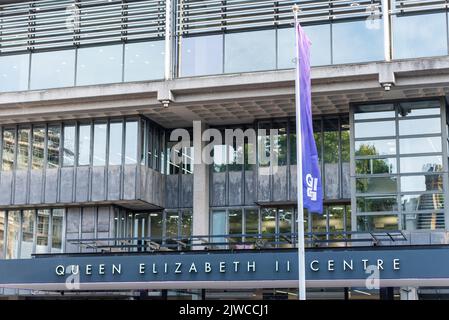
[400,287,418,300]
[193,121,209,249]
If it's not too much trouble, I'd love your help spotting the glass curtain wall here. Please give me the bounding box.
[0,209,64,259]
[210,205,351,248]
[353,100,446,231]
[0,117,165,172]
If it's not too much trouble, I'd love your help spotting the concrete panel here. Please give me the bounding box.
[58,167,73,203]
[75,166,89,202]
[211,172,226,207]
[165,174,179,208]
[139,165,147,201]
[181,174,193,208]
[0,171,12,205]
[228,171,243,206]
[257,168,270,202]
[154,171,163,206]
[272,165,287,202]
[342,162,350,199]
[123,165,137,200]
[81,232,95,253]
[97,207,111,233]
[66,207,80,233]
[91,166,106,201]
[144,168,154,203]
[290,165,297,201]
[244,170,256,205]
[13,170,27,204]
[29,170,43,204]
[409,232,432,245]
[82,207,95,233]
[65,232,80,254]
[324,163,339,199]
[107,165,121,200]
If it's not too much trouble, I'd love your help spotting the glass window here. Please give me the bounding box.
[399,137,441,154]
[354,104,395,120]
[36,209,49,254]
[355,139,396,156]
[76,44,123,86]
[393,12,447,59]
[356,177,397,194]
[211,210,226,246]
[149,212,163,242]
[332,19,384,64]
[400,155,443,173]
[30,49,75,90]
[51,209,64,253]
[225,30,276,73]
[181,210,192,239]
[93,123,107,166]
[312,211,327,239]
[354,121,395,139]
[78,124,91,166]
[357,215,399,231]
[124,41,164,81]
[0,211,4,258]
[181,35,224,76]
[213,144,228,172]
[399,118,441,136]
[21,210,35,258]
[47,126,61,168]
[278,208,293,247]
[6,211,20,259]
[17,128,30,170]
[401,193,444,211]
[32,127,45,169]
[63,125,75,166]
[356,158,397,174]
[125,121,138,164]
[290,121,297,165]
[2,128,15,171]
[109,122,123,165]
[400,175,443,192]
[245,208,259,242]
[229,209,243,243]
[402,212,445,231]
[356,196,398,213]
[398,101,441,117]
[0,54,29,92]
[328,206,345,239]
[261,208,276,243]
[165,211,179,239]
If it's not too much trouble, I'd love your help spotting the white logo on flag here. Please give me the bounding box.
[306,174,318,201]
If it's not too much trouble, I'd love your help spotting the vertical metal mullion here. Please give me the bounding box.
[62,208,67,253]
[121,43,125,82]
[74,47,78,86]
[17,210,22,258]
[349,105,357,232]
[120,118,126,199]
[27,52,32,90]
[89,120,94,202]
[105,119,110,200]
[72,121,79,203]
[31,209,37,255]
[56,123,62,203]
[48,209,53,254]
[11,125,18,205]
[286,118,291,201]
[395,104,402,229]
[338,117,343,199]
[43,123,49,203]
[320,118,325,199]
[3,211,8,259]
[26,125,32,204]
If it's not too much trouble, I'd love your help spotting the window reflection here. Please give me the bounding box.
[225,30,276,73]
[125,121,138,164]
[63,125,75,166]
[181,210,192,244]
[356,196,398,212]
[78,124,91,166]
[354,121,395,139]
[303,24,331,66]
[77,44,123,86]
[36,209,50,253]
[399,118,441,136]
[48,126,61,168]
[51,209,64,253]
[400,175,443,192]
[93,123,107,166]
[357,215,398,231]
[124,41,164,81]
[402,193,444,212]
[399,137,441,154]
[17,128,30,170]
[229,209,243,244]
[354,104,395,120]
[245,209,259,243]
[6,211,20,259]
[356,158,397,174]
[20,210,35,258]
[181,35,224,76]
[2,129,15,171]
[332,19,384,64]
[400,156,443,173]
[355,140,396,156]
[109,122,123,165]
[149,212,163,243]
[30,49,75,90]
[32,127,45,169]
[0,211,4,258]
[356,177,397,194]
[402,212,445,230]
[0,54,29,92]
[261,208,276,244]
[393,12,447,59]
[165,211,179,239]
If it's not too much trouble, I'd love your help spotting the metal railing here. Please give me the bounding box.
[64,230,407,253]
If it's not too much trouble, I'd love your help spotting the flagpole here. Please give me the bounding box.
[293,4,307,301]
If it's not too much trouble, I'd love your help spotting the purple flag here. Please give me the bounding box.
[295,22,323,214]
